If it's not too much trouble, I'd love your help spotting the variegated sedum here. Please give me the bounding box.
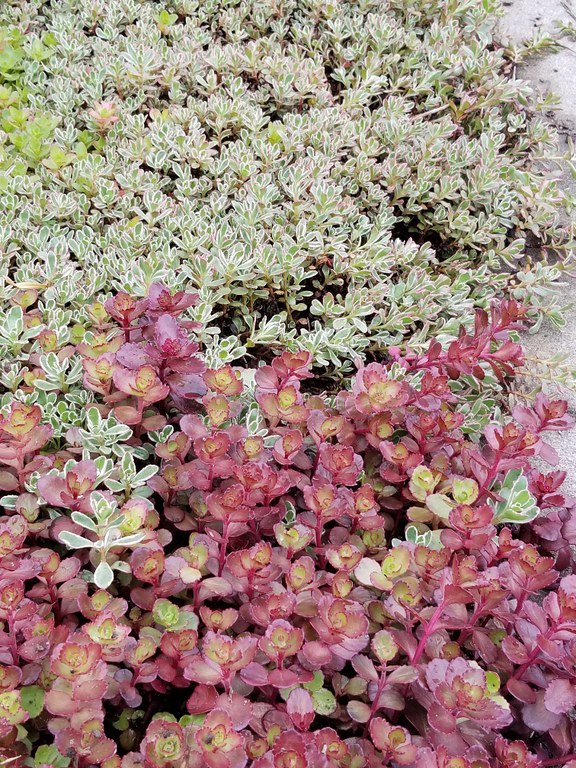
[0,0,570,374]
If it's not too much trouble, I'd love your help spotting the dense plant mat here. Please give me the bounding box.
[0,284,575,767]
[2,1,576,766]
[0,0,570,374]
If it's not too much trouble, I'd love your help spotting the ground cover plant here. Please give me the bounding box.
[0,282,575,767]
[2,0,576,766]
[0,0,572,377]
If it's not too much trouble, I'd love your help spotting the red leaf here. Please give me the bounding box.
[0,471,18,491]
[506,678,536,704]
[351,654,379,682]
[427,703,456,734]
[501,636,529,664]
[545,679,576,715]
[287,688,314,730]
[240,662,269,687]
[186,685,218,714]
[268,667,313,688]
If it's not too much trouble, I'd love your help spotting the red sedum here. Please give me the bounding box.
[0,285,576,767]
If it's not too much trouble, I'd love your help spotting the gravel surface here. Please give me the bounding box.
[500,0,576,494]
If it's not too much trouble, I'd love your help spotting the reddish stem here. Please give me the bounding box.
[368,669,387,720]
[411,600,447,665]
[457,604,483,645]
[246,571,255,601]
[218,521,230,577]
[314,515,326,569]
[7,613,18,665]
[48,583,62,623]
[15,447,25,491]
[510,627,554,681]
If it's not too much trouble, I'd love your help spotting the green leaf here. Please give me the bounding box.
[113,710,130,731]
[491,469,540,525]
[21,685,45,718]
[303,670,324,692]
[153,599,181,628]
[34,744,70,767]
[312,688,337,715]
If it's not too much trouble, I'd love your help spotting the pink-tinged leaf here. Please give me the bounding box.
[186,684,218,715]
[393,631,418,660]
[113,405,141,425]
[0,471,18,491]
[522,692,562,732]
[538,442,559,465]
[538,635,563,659]
[544,679,576,715]
[240,662,269,687]
[501,636,529,664]
[254,366,279,392]
[180,414,208,439]
[351,654,379,682]
[88,737,117,764]
[130,586,155,611]
[0,445,17,463]
[521,601,547,630]
[506,678,536,704]
[167,373,207,400]
[512,404,538,429]
[73,677,107,701]
[45,689,75,717]
[22,425,53,454]
[215,693,253,730]
[472,630,497,664]
[116,343,157,370]
[183,657,222,685]
[287,688,314,730]
[57,580,87,600]
[147,283,198,316]
[268,667,314,688]
[37,475,67,505]
[428,703,456,734]
[354,558,381,587]
[52,557,82,583]
[142,413,167,431]
[198,577,233,599]
[443,585,474,605]
[386,666,419,685]
[19,637,52,661]
[347,700,372,723]
[374,687,405,712]
[300,641,333,668]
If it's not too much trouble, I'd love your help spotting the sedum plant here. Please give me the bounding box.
[0,283,574,766]
[0,0,573,377]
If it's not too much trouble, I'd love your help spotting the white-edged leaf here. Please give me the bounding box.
[133,465,159,484]
[113,532,146,548]
[94,561,114,589]
[58,531,95,550]
[71,512,98,532]
[112,561,132,573]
